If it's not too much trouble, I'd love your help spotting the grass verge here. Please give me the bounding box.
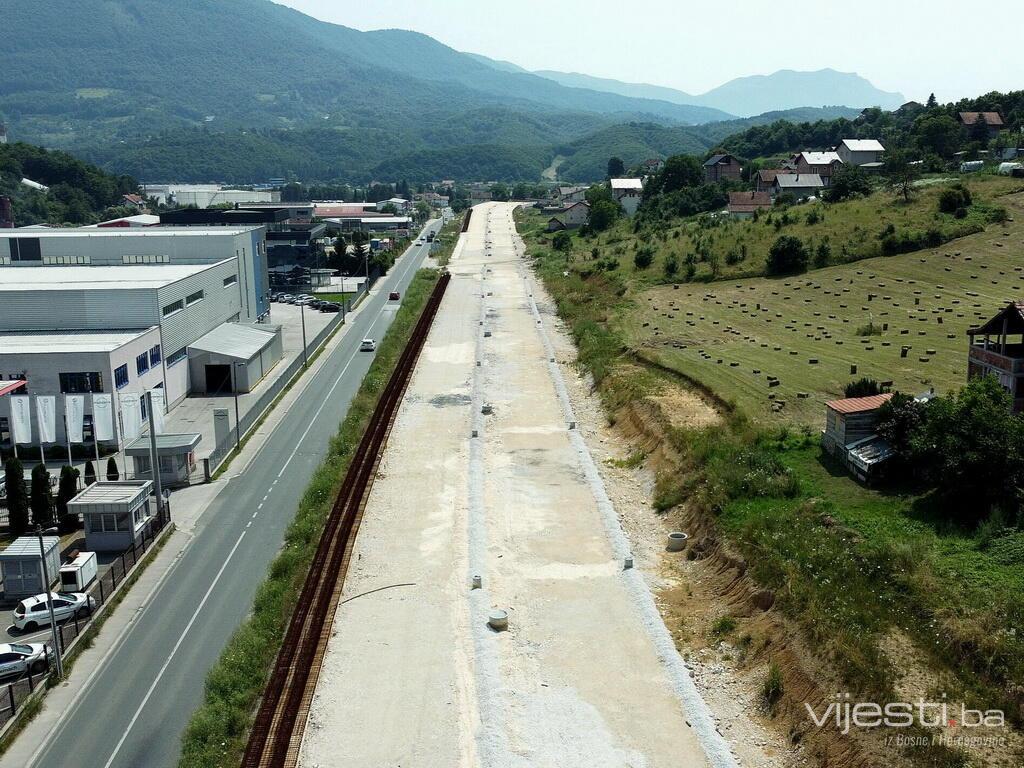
[178,268,440,768]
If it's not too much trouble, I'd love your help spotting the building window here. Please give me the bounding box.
[59,372,102,394]
[123,254,169,264]
[114,364,129,389]
[136,352,149,376]
[223,274,238,287]
[166,347,187,367]
[149,345,161,366]
[10,238,41,261]
[162,299,183,317]
[186,290,204,306]
[0,417,9,444]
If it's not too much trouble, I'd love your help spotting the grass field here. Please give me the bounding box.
[588,175,1021,283]
[619,191,1024,423]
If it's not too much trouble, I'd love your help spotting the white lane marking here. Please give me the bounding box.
[100,528,249,768]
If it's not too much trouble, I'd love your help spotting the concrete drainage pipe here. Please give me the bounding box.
[666,532,689,552]
[488,610,509,631]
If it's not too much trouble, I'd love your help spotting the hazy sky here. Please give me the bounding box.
[278,0,1020,102]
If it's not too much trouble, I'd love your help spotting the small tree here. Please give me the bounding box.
[823,165,871,202]
[552,231,571,252]
[926,92,938,109]
[633,246,654,270]
[30,463,53,528]
[587,199,620,232]
[884,149,920,202]
[84,460,97,486]
[844,377,881,398]
[663,254,679,278]
[106,456,120,481]
[4,458,29,536]
[56,465,81,533]
[766,235,808,275]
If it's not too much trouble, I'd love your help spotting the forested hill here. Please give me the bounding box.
[0,143,138,225]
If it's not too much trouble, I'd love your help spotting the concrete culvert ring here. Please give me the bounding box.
[666,532,689,552]
[487,610,508,631]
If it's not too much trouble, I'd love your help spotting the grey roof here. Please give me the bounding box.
[703,154,732,167]
[0,536,60,558]
[0,261,233,292]
[187,322,279,361]
[125,433,202,455]
[68,481,152,507]
[774,174,824,188]
[0,328,156,353]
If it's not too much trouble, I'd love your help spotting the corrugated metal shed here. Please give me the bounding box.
[187,322,278,361]
[0,536,60,558]
[825,393,894,414]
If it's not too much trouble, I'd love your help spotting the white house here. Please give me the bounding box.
[610,178,644,216]
[836,139,885,167]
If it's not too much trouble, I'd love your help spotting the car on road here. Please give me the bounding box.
[13,592,95,631]
[389,291,400,300]
[359,338,376,352]
[0,643,51,680]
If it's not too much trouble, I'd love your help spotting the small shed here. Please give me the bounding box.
[0,536,60,600]
[187,322,283,394]
[125,433,201,487]
[69,481,154,553]
[821,393,894,482]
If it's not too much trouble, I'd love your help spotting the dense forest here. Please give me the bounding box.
[0,142,138,225]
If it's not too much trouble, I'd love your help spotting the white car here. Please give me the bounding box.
[13,592,95,631]
[0,643,51,679]
[359,338,376,352]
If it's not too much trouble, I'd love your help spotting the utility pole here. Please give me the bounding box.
[300,302,309,369]
[231,363,242,454]
[144,391,164,516]
[36,525,63,679]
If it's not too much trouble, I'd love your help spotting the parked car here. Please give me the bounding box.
[0,643,50,680]
[319,302,341,313]
[12,592,96,631]
[389,291,400,301]
[359,338,376,352]
[308,300,325,309]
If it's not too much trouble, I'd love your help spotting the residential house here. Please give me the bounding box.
[958,111,1004,140]
[793,151,843,185]
[727,191,772,219]
[771,174,824,200]
[821,393,895,484]
[703,154,742,183]
[557,185,589,205]
[610,178,644,216]
[836,139,885,167]
[122,193,147,211]
[753,169,790,194]
[641,158,665,175]
[967,301,1024,412]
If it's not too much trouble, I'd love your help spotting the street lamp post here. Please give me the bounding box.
[300,302,308,369]
[230,364,242,454]
[36,524,63,679]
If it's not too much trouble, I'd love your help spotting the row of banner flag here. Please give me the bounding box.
[6,390,166,445]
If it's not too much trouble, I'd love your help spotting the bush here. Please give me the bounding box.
[938,183,972,214]
[56,465,81,533]
[663,254,678,278]
[766,235,808,275]
[633,246,654,270]
[552,230,571,252]
[106,456,120,481]
[813,241,831,268]
[84,460,96,486]
[844,377,882,397]
[30,464,53,528]
[762,662,784,712]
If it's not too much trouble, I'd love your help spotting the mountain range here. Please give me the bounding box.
[0,0,897,182]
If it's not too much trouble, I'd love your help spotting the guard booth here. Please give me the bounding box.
[69,481,154,553]
[125,433,201,487]
[0,536,60,600]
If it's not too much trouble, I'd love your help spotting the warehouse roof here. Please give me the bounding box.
[0,226,257,238]
[0,328,156,354]
[0,260,233,291]
[187,322,279,360]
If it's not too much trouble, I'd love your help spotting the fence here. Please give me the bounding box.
[0,502,172,731]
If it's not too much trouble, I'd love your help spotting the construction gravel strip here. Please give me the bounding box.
[300,203,731,768]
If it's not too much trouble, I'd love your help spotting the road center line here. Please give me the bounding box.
[101,528,250,768]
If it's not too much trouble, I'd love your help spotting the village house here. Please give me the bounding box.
[610,178,644,216]
[958,111,1004,140]
[640,158,665,175]
[967,301,1024,412]
[726,191,772,219]
[702,154,742,183]
[793,151,843,185]
[772,173,824,200]
[836,139,885,167]
[121,193,147,211]
[821,393,894,483]
[556,185,589,205]
[546,201,590,232]
[753,169,790,194]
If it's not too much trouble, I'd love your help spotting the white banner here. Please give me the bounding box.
[65,395,85,443]
[120,393,142,440]
[148,389,167,434]
[92,393,114,441]
[10,395,32,444]
[36,396,56,444]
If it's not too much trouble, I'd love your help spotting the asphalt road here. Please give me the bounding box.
[22,225,441,768]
